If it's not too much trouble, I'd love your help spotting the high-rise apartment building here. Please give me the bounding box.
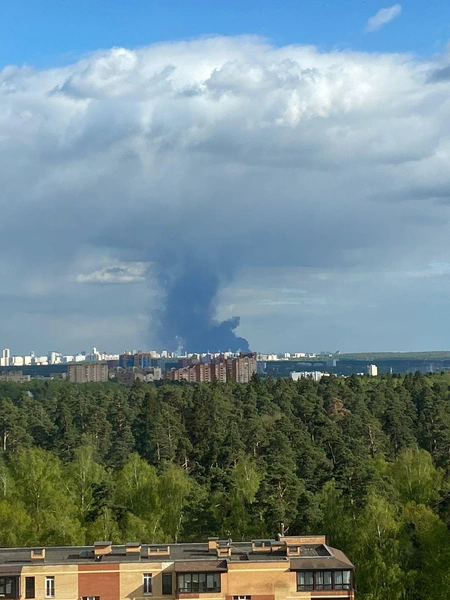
[0,535,354,600]
[229,352,257,383]
[47,351,61,365]
[212,359,228,382]
[0,348,10,368]
[67,362,109,383]
[119,353,154,369]
[367,364,378,377]
[166,353,257,384]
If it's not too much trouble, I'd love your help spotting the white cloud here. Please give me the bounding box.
[399,262,450,279]
[365,4,402,32]
[75,262,148,284]
[1,36,450,351]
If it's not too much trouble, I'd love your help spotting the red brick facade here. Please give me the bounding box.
[78,563,120,600]
[167,353,257,383]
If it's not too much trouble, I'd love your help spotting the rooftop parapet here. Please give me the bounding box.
[148,544,170,557]
[278,535,327,545]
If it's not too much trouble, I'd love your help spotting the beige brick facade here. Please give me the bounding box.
[0,537,354,600]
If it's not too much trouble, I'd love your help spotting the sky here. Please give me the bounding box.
[2,1,450,354]
[1,0,450,66]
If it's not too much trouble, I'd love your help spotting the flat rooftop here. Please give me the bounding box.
[0,540,353,571]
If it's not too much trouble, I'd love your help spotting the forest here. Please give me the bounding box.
[1,372,450,600]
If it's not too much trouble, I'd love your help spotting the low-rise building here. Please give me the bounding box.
[117,367,162,384]
[290,371,329,382]
[0,535,354,600]
[0,370,31,383]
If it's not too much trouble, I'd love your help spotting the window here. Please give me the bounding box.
[315,571,332,590]
[0,577,17,599]
[343,570,351,589]
[45,576,55,598]
[233,596,251,600]
[296,570,352,592]
[25,577,35,599]
[297,571,314,591]
[162,573,173,595]
[82,597,100,600]
[144,573,153,595]
[335,570,351,590]
[335,571,343,589]
[177,572,221,593]
[315,572,323,589]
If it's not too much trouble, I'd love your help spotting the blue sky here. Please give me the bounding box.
[1,0,449,68]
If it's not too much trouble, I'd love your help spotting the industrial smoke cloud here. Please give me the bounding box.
[2,37,450,351]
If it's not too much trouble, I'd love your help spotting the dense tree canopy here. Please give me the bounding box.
[2,372,450,599]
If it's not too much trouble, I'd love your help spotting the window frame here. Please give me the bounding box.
[342,570,351,589]
[315,570,332,590]
[162,572,173,595]
[334,570,352,590]
[45,576,55,598]
[296,571,314,591]
[143,573,153,595]
[25,576,35,599]
[296,570,352,592]
[177,572,221,593]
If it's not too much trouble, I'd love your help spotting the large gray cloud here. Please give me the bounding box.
[1,36,450,353]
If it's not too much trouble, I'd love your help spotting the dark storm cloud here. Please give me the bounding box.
[428,65,450,83]
[1,38,450,352]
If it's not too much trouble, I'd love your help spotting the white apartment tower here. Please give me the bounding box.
[0,348,10,367]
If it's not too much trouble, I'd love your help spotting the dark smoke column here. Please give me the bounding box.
[154,261,250,353]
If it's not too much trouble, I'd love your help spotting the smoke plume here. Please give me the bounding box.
[154,261,250,353]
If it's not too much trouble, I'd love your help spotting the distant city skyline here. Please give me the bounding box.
[2,345,448,367]
[2,2,450,351]
[0,346,330,365]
